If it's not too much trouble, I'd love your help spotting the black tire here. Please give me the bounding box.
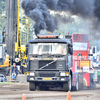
[71,74,79,91]
[74,75,79,91]
[78,74,83,90]
[63,75,72,91]
[29,82,36,91]
[72,80,79,91]
[90,78,96,89]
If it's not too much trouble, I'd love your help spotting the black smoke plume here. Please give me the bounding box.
[22,0,100,36]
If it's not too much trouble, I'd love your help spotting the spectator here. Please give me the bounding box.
[20,61,25,74]
[20,65,25,74]
[11,63,18,80]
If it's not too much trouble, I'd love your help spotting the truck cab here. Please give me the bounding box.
[27,34,73,91]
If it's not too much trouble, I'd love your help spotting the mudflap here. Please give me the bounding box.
[72,72,96,90]
[83,73,90,87]
[74,73,88,90]
[83,73,96,89]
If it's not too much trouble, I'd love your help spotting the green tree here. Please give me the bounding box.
[0,0,6,34]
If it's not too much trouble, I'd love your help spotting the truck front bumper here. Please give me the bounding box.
[27,75,69,82]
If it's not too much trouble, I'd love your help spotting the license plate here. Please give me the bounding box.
[43,77,52,80]
[43,58,52,60]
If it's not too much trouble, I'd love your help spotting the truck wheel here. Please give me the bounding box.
[72,80,79,91]
[90,77,96,89]
[78,74,83,90]
[63,75,71,91]
[29,82,36,91]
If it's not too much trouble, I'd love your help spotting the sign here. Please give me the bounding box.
[80,61,90,67]
[73,34,88,41]
[37,34,59,39]
[83,66,89,72]
[43,58,52,60]
[43,77,52,80]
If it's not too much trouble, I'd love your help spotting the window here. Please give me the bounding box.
[0,46,3,58]
[73,42,87,50]
[29,43,67,55]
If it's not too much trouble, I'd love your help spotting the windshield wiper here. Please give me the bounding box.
[39,60,57,70]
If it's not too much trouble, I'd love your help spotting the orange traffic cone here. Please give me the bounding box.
[22,94,26,100]
[66,91,71,100]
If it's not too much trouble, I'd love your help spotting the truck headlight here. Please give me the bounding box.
[60,72,69,76]
[61,78,65,81]
[60,72,66,76]
[30,72,35,76]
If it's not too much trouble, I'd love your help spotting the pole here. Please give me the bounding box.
[17,0,20,55]
[10,60,12,82]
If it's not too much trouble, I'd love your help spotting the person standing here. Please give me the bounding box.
[11,63,18,80]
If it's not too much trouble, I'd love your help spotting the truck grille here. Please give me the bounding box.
[39,60,56,70]
[29,61,38,70]
[29,60,66,70]
[39,73,55,77]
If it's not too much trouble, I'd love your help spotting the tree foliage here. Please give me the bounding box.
[0,0,6,33]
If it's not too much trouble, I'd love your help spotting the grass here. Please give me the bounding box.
[0,82,13,84]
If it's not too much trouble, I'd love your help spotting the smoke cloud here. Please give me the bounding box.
[22,0,100,36]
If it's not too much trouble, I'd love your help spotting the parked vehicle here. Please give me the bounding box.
[0,74,7,82]
[72,33,96,90]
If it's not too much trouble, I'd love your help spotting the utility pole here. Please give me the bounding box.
[5,0,18,62]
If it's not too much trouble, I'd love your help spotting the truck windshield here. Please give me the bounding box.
[73,42,87,50]
[29,43,67,55]
[0,46,3,58]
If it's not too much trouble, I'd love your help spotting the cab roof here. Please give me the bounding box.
[29,38,71,44]
[29,34,72,44]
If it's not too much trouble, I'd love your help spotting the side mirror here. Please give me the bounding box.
[5,49,7,53]
[68,44,73,55]
[69,47,73,55]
